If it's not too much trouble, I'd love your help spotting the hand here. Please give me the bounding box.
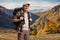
[29,18,32,22]
[20,17,24,20]
[13,19,20,22]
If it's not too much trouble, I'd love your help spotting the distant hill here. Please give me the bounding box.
[0,6,13,17]
[30,9,46,16]
[31,5,60,35]
[0,10,15,29]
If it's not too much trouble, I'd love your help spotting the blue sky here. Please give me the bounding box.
[0,0,60,10]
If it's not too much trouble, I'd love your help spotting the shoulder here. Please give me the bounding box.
[13,7,23,15]
[14,7,22,12]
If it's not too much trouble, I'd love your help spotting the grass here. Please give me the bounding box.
[30,34,60,40]
[0,28,17,40]
[0,28,60,40]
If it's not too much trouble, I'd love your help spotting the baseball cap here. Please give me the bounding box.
[23,3,30,6]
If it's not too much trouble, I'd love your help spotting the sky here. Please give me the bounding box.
[0,0,60,10]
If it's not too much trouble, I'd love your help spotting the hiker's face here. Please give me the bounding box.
[23,5,29,11]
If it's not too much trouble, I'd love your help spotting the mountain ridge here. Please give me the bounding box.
[31,5,60,35]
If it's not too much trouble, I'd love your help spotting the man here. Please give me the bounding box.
[13,3,32,40]
[13,7,23,30]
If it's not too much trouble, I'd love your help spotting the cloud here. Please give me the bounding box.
[23,1,60,10]
[0,1,60,10]
[0,2,22,9]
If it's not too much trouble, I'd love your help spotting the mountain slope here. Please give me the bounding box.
[31,5,60,35]
[0,10,15,29]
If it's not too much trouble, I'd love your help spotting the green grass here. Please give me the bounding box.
[0,28,60,40]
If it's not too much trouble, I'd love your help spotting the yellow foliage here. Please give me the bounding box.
[31,5,60,35]
[37,28,43,35]
[31,30,37,35]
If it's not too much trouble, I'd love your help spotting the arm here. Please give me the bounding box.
[29,13,32,22]
[12,16,20,22]
[13,16,24,22]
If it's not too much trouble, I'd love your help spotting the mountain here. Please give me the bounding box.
[0,6,13,17]
[31,5,60,35]
[30,9,46,16]
[0,6,7,11]
[0,10,15,29]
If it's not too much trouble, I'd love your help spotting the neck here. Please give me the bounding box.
[23,10,28,13]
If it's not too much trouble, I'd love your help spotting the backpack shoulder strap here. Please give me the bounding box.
[28,12,31,18]
[20,10,24,17]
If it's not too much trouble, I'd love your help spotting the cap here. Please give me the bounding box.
[23,3,30,6]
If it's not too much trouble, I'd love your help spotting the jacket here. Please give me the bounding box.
[13,8,32,28]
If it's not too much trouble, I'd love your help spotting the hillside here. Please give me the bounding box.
[31,5,60,35]
[30,9,46,16]
[0,10,15,29]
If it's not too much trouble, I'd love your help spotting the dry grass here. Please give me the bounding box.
[0,28,60,40]
[30,34,60,40]
[0,28,17,40]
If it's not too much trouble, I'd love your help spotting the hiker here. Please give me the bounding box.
[13,3,32,40]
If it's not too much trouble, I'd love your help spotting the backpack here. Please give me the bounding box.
[13,7,22,15]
